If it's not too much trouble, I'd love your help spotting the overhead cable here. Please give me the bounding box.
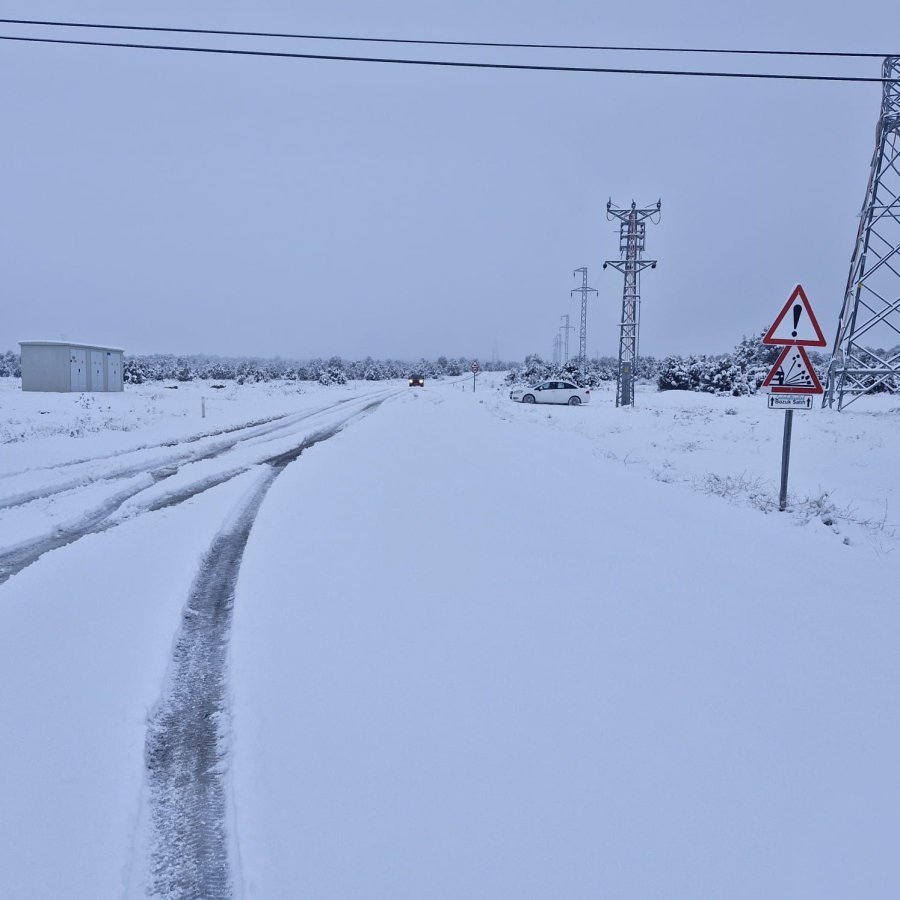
[0,33,894,83]
[0,17,893,59]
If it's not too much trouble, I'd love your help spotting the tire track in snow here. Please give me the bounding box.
[0,395,393,587]
[0,411,290,482]
[0,392,377,512]
[141,401,382,899]
[143,467,275,900]
[0,474,160,586]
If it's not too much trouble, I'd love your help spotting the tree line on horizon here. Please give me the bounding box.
[0,337,895,395]
[506,332,840,397]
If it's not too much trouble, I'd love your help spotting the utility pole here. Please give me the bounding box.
[560,314,574,365]
[825,56,900,409]
[571,267,598,373]
[604,200,661,407]
[552,332,562,365]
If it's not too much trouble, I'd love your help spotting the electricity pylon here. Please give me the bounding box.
[552,332,562,365]
[825,57,900,409]
[571,267,597,372]
[560,314,574,365]
[604,200,661,407]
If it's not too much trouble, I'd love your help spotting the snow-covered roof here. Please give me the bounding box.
[18,340,125,352]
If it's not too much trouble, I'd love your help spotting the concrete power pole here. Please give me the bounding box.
[825,56,900,409]
[604,200,661,407]
[571,267,598,373]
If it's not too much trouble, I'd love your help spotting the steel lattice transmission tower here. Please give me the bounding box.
[825,57,900,409]
[571,267,598,372]
[552,331,562,365]
[604,200,661,406]
[560,314,574,364]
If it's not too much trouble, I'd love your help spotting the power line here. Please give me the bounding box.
[0,17,893,59]
[0,33,894,83]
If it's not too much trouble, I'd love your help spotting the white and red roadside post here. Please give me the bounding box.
[471,360,480,392]
[760,285,827,511]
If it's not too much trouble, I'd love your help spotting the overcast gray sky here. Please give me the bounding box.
[1,0,895,362]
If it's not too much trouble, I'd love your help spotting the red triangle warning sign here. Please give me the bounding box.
[763,285,827,347]
[762,346,823,394]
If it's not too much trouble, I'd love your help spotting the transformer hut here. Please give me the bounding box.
[18,341,124,392]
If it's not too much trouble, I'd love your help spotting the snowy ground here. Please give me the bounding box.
[488,379,900,553]
[0,376,898,899]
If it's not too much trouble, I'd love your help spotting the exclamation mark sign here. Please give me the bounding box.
[791,304,802,338]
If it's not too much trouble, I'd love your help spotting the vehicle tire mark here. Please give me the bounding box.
[0,393,378,512]
[141,408,379,898]
[144,467,275,900]
[0,475,158,586]
[0,411,290,482]
[0,397,389,588]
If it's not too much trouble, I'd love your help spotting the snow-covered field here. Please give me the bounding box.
[0,375,898,899]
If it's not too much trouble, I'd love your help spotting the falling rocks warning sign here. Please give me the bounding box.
[762,345,823,395]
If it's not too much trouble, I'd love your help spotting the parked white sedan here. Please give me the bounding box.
[509,380,591,405]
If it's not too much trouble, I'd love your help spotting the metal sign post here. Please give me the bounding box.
[761,285,827,511]
[778,410,794,512]
[471,360,480,392]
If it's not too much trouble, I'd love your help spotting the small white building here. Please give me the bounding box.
[19,341,125,393]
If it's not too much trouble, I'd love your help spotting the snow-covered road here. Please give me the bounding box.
[0,381,396,899]
[0,378,898,899]
[233,385,900,899]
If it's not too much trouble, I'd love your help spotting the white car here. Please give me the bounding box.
[509,380,590,405]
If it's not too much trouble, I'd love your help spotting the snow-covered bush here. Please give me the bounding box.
[124,358,146,384]
[504,354,636,388]
[656,330,826,396]
[0,351,21,378]
[657,355,694,391]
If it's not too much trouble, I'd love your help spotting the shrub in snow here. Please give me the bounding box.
[657,355,694,391]
[235,361,266,384]
[124,358,146,384]
[656,330,827,397]
[316,363,347,386]
[704,357,745,395]
[505,354,639,388]
[0,351,21,378]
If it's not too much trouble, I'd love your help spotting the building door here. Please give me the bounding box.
[106,353,122,390]
[70,349,87,391]
[91,351,104,391]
